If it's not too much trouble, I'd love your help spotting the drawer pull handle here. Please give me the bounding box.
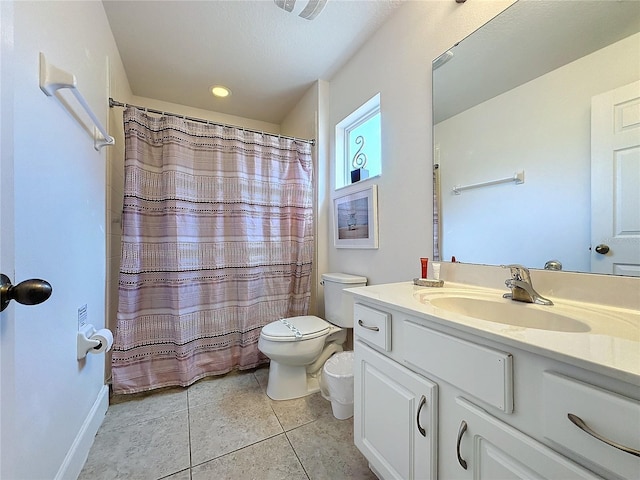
[416,395,427,437]
[568,413,640,457]
[456,420,468,470]
[358,319,379,331]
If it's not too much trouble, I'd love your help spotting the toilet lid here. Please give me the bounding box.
[261,316,331,341]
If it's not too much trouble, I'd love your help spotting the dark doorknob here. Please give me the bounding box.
[0,274,53,312]
[594,244,610,255]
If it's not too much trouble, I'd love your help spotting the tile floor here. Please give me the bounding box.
[79,366,377,480]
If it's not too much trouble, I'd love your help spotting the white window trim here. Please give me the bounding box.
[335,93,381,190]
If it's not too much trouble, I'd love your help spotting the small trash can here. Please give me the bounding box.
[321,351,354,420]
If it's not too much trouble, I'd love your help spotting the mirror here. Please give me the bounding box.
[433,0,640,275]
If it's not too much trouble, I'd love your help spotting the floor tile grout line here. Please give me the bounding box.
[188,431,287,470]
[82,369,370,480]
[157,467,190,480]
[284,428,312,480]
[187,371,287,472]
[103,389,191,435]
[256,370,325,433]
[256,369,311,479]
[100,392,191,480]
[99,406,191,436]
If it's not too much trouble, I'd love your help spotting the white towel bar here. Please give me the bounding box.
[453,171,524,195]
[39,53,115,151]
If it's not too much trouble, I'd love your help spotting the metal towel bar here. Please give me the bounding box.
[453,171,524,195]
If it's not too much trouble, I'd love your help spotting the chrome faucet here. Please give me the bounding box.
[502,264,553,305]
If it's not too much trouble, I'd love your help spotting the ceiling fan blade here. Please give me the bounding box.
[274,0,296,13]
[299,0,328,20]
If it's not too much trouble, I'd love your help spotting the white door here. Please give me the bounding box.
[2,3,109,478]
[1,3,57,477]
[591,81,640,276]
[0,2,18,477]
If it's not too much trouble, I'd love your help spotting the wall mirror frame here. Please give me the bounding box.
[432,0,640,276]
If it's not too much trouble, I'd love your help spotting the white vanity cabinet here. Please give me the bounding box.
[352,296,640,480]
[353,304,438,480]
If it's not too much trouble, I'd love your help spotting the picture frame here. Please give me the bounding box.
[333,184,378,249]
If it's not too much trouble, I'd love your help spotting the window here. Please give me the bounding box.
[335,94,381,189]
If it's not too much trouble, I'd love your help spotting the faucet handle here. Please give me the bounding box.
[501,264,530,282]
[501,265,553,305]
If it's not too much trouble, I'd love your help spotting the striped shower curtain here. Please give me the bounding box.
[111,107,314,394]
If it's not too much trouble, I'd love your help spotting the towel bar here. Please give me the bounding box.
[39,53,115,151]
[453,171,524,195]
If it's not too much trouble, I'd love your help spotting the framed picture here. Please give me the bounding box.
[333,184,378,249]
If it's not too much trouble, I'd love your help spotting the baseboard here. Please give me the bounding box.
[55,385,109,480]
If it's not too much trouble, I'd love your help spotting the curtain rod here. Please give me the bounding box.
[108,98,315,146]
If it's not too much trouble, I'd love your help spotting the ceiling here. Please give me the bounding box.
[102,0,404,125]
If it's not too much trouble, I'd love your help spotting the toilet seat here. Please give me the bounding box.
[260,316,332,342]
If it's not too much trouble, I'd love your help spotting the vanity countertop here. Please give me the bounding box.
[347,281,640,386]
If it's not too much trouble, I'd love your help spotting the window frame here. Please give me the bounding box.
[335,93,381,190]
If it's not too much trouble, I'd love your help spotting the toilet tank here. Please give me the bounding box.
[322,273,367,328]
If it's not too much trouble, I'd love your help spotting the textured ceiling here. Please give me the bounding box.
[103,0,404,124]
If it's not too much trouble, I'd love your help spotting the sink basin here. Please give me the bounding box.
[414,290,591,333]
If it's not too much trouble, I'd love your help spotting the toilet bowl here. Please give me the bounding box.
[258,273,367,400]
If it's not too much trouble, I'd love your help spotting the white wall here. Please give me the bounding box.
[437,33,640,272]
[280,80,329,317]
[326,0,514,285]
[3,1,129,478]
[105,57,132,383]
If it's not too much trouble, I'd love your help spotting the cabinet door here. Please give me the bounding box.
[451,397,602,479]
[354,340,437,480]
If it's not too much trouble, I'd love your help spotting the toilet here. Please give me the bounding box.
[258,272,367,400]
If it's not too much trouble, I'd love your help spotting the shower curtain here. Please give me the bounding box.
[111,107,314,394]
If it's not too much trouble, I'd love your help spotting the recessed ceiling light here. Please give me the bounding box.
[211,85,231,98]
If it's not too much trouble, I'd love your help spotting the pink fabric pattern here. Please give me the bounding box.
[111,108,314,394]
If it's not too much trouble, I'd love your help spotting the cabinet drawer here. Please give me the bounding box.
[403,321,513,413]
[542,372,640,479]
[454,397,600,479]
[354,303,391,351]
